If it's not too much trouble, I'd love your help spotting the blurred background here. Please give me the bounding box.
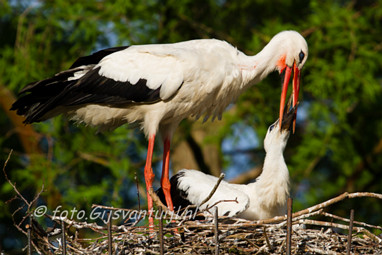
[1,0,381,253]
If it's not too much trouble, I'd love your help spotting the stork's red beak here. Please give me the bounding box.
[279,62,300,133]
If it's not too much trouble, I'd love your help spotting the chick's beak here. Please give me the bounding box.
[279,62,300,133]
[281,104,297,131]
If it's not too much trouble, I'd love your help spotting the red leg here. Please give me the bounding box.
[144,135,155,227]
[160,137,174,211]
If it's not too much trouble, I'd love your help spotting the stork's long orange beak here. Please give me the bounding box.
[279,62,300,133]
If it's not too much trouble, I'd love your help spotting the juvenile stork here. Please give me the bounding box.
[11,31,308,225]
[157,106,296,220]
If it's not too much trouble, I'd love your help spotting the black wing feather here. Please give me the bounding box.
[64,67,161,106]
[10,46,165,123]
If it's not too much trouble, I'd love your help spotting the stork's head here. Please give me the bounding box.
[268,30,308,132]
[264,105,296,153]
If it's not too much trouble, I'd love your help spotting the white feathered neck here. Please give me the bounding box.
[237,123,291,220]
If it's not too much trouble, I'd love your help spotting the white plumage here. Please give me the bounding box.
[174,169,251,217]
[71,39,244,134]
[11,31,308,226]
[159,106,296,220]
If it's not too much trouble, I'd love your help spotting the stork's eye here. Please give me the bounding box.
[269,124,275,132]
[299,51,305,63]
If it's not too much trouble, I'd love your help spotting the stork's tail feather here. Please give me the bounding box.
[10,68,85,123]
[10,46,130,124]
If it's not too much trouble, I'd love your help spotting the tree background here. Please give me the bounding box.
[1,0,381,253]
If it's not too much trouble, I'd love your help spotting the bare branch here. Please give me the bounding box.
[3,150,29,206]
[296,219,381,243]
[293,192,382,218]
[320,211,382,230]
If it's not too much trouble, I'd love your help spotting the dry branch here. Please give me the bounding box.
[199,173,225,207]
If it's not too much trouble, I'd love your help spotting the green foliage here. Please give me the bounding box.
[1,0,382,251]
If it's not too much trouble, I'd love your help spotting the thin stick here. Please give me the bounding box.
[296,219,381,243]
[92,204,137,214]
[107,211,112,255]
[200,173,225,207]
[293,192,382,219]
[214,207,219,255]
[3,150,29,205]
[4,150,44,235]
[347,209,354,255]
[184,173,226,212]
[267,192,382,226]
[243,191,382,227]
[92,203,144,225]
[2,150,13,175]
[320,211,382,230]
[348,192,382,199]
[135,171,141,211]
[61,220,66,255]
[263,226,272,250]
[286,198,293,255]
[148,187,179,219]
[159,207,164,255]
[205,198,238,211]
[27,216,32,255]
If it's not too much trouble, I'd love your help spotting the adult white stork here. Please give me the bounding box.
[11,30,308,226]
[157,105,296,220]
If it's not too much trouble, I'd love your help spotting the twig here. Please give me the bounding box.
[320,211,382,230]
[92,204,134,212]
[92,203,144,225]
[200,173,225,207]
[250,191,382,242]
[3,150,29,205]
[293,192,382,218]
[148,187,179,220]
[159,207,164,255]
[296,219,381,243]
[49,215,108,232]
[61,220,66,255]
[286,198,293,255]
[346,209,354,255]
[263,226,272,251]
[4,150,44,237]
[348,192,382,199]
[107,211,112,255]
[184,173,227,213]
[27,216,32,255]
[135,171,141,211]
[307,247,340,255]
[293,208,324,221]
[214,207,219,255]
[245,191,382,227]
[66,243,87,254]
[205,198,238,212]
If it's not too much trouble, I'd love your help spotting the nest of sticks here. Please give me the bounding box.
[10,185,382,254]
[13,194,382,254]
[4,152,382,254]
